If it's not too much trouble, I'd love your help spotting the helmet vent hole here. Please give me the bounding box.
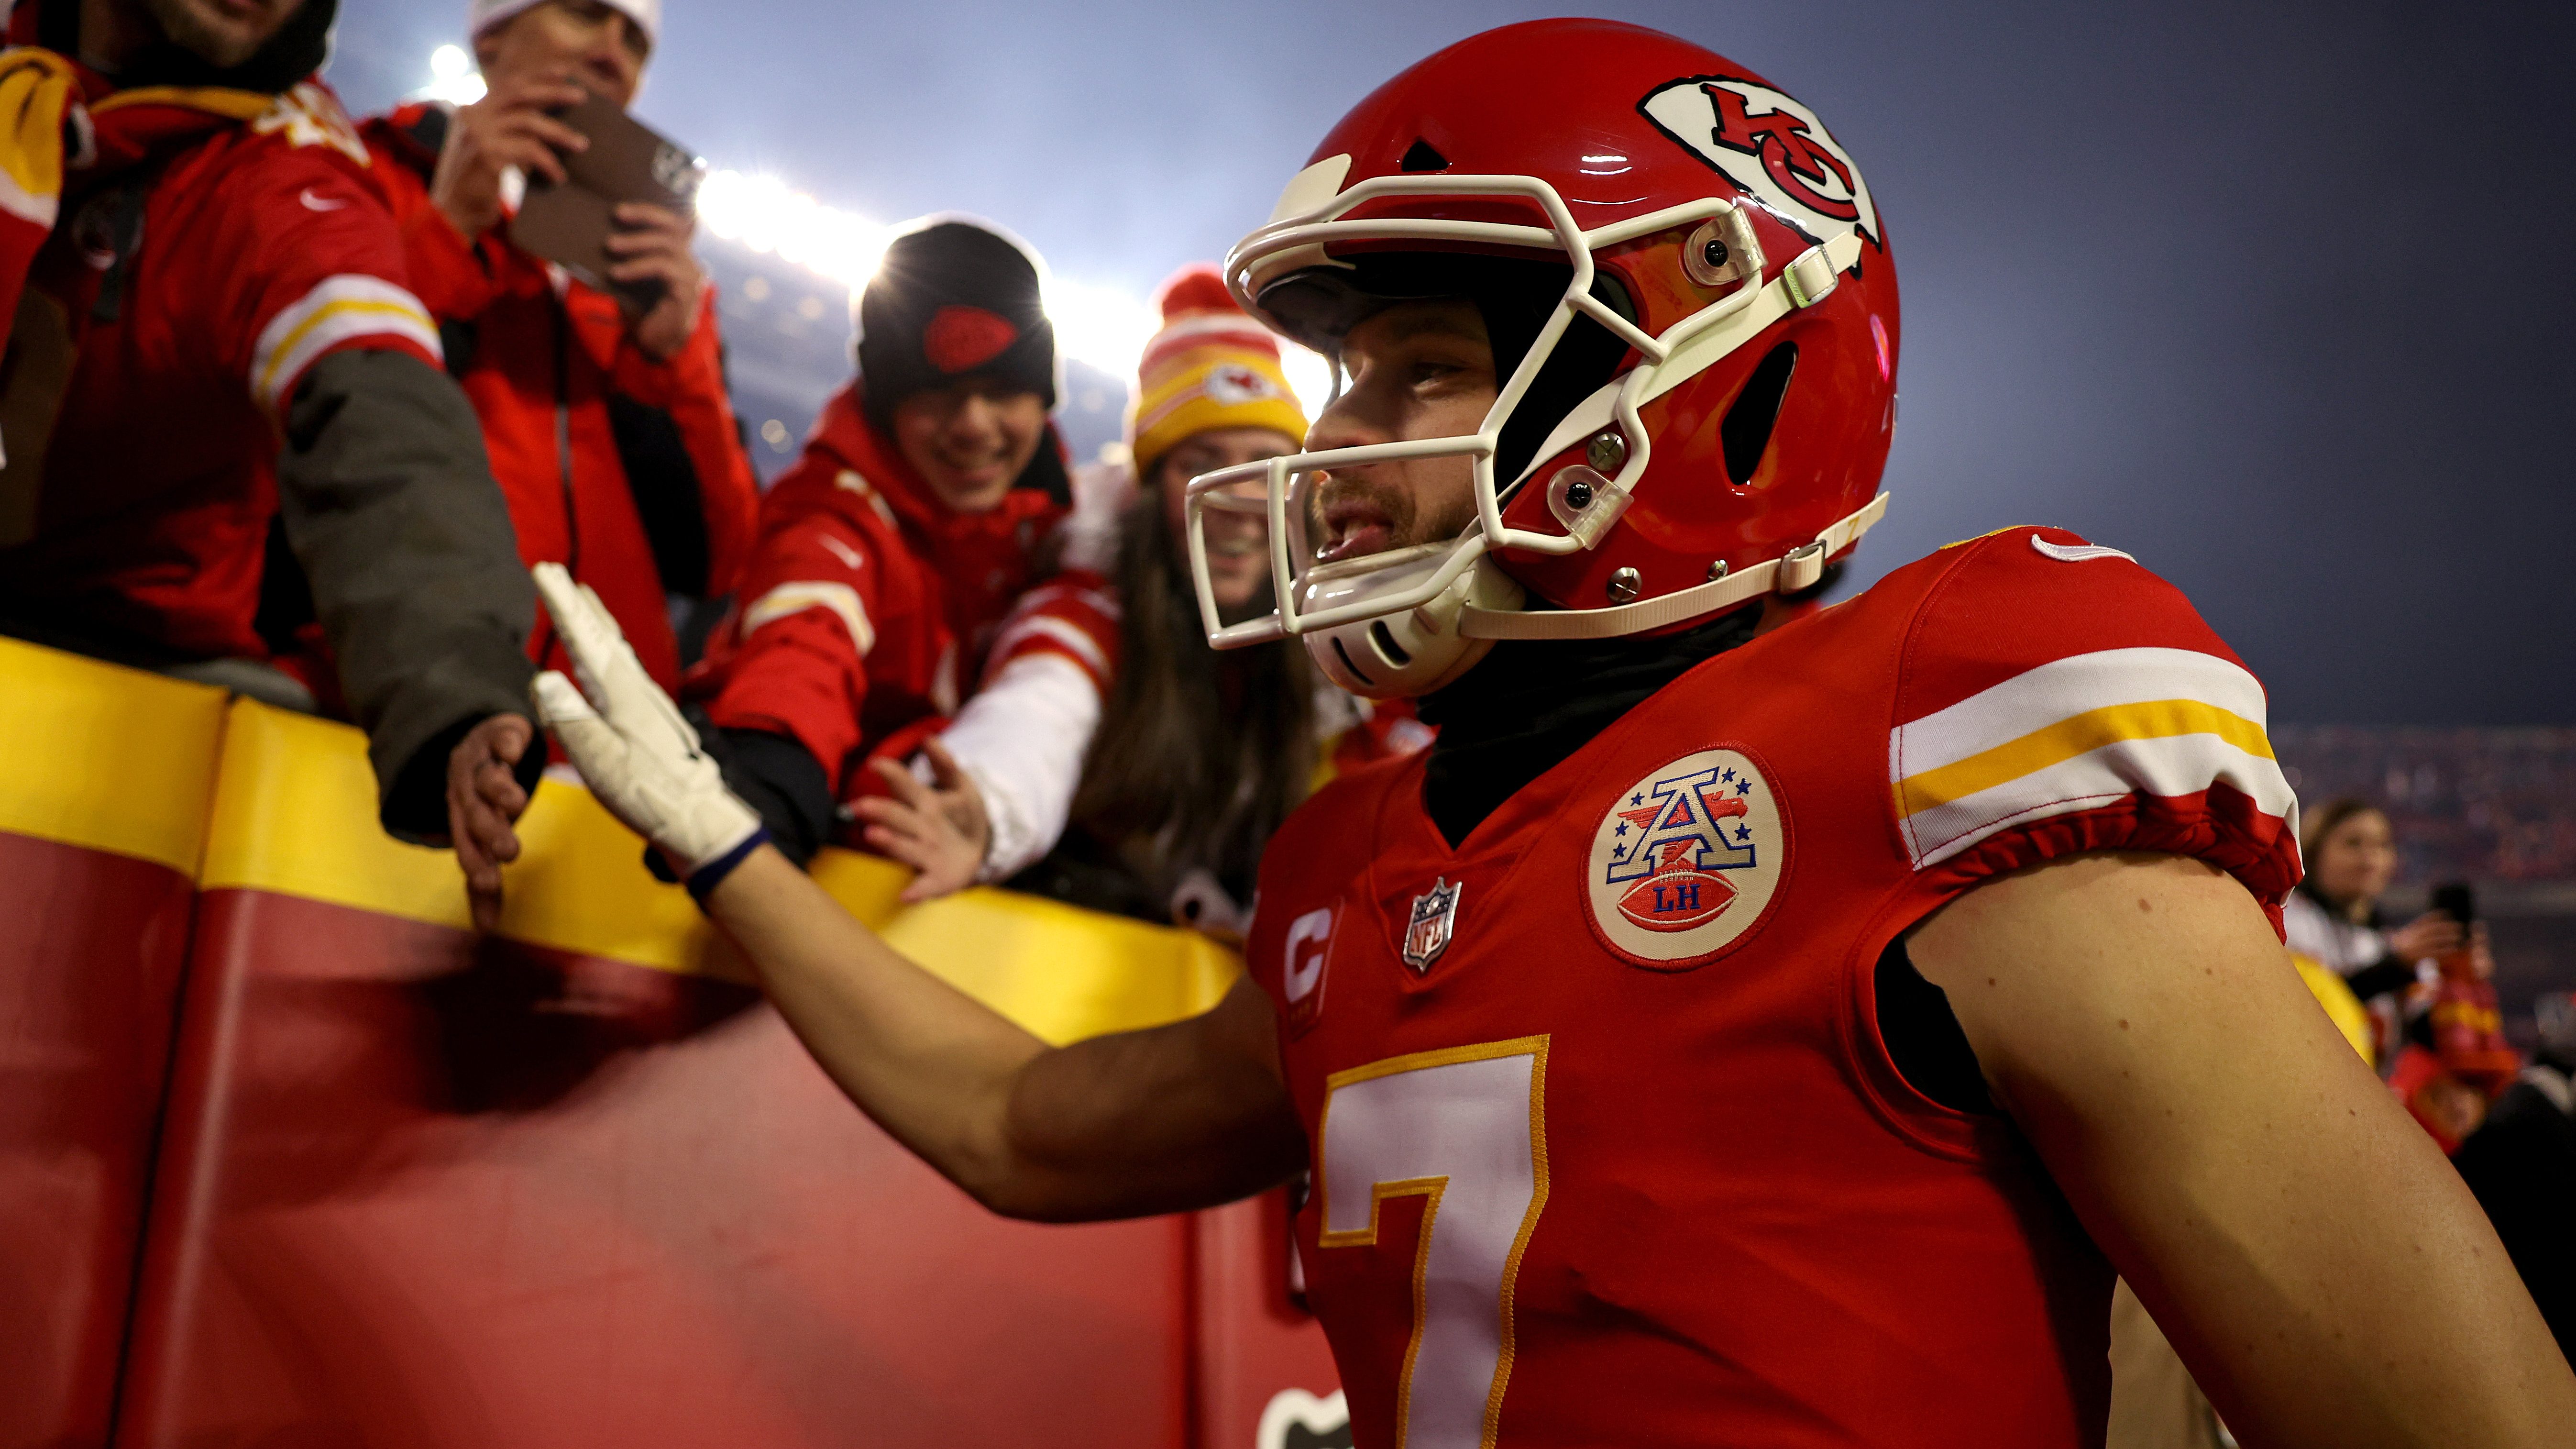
[1331,635,1378,688]
[1720,343,1799,488]
[1399,138,1449,173]
[1368,620,1414,667]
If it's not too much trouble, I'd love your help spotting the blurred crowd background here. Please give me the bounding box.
[2276,728,2576,1047]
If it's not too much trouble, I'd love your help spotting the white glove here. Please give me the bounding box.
[529,563,764,884]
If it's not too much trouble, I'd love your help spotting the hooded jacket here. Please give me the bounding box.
[686,380,1112,860]
[360,100,759,693]
[0,0,539,838]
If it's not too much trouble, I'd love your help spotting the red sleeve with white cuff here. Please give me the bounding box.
[936,570,1122,882]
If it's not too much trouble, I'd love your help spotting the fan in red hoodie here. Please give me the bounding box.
[679,217,1115,879]
[357,0,759,694]
[0,0,550,924]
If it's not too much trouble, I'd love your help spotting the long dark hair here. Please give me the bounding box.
[1069,481,1316,901]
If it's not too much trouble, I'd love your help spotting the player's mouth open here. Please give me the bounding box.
[1318,498,1396,564]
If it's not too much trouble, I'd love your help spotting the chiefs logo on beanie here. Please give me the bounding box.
[923,305,1021,374]
[1127,264,1308,481]
[856,218,1058,430]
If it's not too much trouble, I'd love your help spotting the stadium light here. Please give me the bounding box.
[418,44,486,105]
[414,53,1336,417]
[694,170,891,290]
[682,170,1341,415]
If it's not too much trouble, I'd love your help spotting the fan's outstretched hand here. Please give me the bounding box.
[855,739,993,903]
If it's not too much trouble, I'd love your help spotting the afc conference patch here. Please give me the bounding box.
[1585,747,1789,968]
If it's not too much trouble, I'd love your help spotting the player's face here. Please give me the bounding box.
[476,0,651,109]
[891,379,1048,515]
[2311,808,2396,906]
[1156,426,1299,617]
[143,0,305,67]
[1302,300,1494,565]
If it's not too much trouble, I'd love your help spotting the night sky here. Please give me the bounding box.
[326,0,2575,726]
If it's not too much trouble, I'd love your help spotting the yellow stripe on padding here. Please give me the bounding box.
[198,698,1235,1044]
[0,637,228,875]
[199,698,491,928]
[1893,697,2275,819]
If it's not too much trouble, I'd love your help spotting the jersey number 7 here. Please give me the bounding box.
[1314,1036,1552,1449]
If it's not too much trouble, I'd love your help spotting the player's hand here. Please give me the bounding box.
[430,73,591,238]
[854,739,993,904]
[605,202,706,362]
[448,713,534,932]
[528,564,762,885]
[2388,909,2466,965]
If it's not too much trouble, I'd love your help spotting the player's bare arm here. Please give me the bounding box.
[1911,852,2576,1447]
[530,565,1306,1223]
[704,848,1304,1219]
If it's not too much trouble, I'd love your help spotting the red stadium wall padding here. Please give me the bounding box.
[1192,1193,1344,1449]
[0,837,197,1449]
[0,653,1348,1446]
[0,643,229,1449]
[114,892,1191,1449]
[111,698,1250,1447]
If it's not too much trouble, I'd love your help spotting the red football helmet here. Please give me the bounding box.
[1184,19,1900,696]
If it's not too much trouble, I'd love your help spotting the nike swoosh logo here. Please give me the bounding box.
[818,533,865,571]
[2031,535,2136,565]
[298,188,350,212]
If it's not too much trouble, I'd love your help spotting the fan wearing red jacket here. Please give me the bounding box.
[0,0,544,918]
[358,0,758,694]
[536,20,2576,1448]
[681,217,1115,881]
[908,264,1431,930]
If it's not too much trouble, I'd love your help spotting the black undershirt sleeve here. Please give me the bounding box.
[705,722,837,868]
[1874,936,1996,1114]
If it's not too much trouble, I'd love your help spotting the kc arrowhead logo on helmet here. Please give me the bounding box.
[1639,76,1881,247]
[1190,21,1900,704]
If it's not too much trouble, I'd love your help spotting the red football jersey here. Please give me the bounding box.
[1244,527,2301,1449]
[0,83,443,660]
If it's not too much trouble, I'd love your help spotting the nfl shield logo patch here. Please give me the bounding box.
[1401,878,1461,973]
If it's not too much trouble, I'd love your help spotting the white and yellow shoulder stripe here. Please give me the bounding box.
[742,580,875,656]
[1890,646,2298,870]
[250,274,441,413]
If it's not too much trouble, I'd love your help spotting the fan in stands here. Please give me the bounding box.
[675,217,1117,902]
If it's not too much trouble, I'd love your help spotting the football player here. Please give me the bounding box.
[529,20,2576,1448]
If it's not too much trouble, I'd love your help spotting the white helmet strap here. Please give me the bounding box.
[1460,493,1888,641]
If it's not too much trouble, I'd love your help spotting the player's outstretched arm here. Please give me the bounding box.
[706,852,1304,1220]
[528,565,1308,1223]
[1910,852,2576,1449]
